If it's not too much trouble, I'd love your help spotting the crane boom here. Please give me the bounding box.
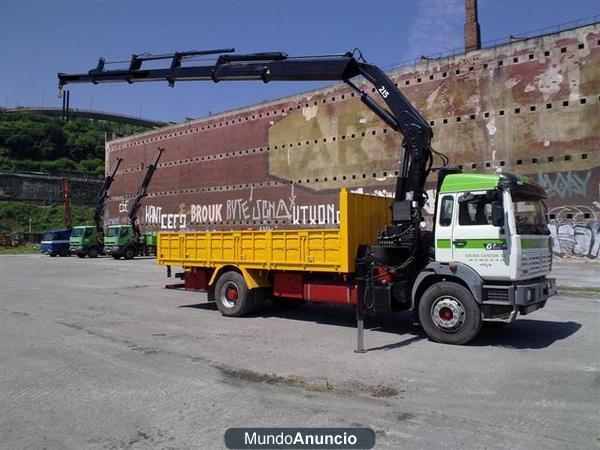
[127,148,164,242]
[58,49,439,250]
[94,157,123,242]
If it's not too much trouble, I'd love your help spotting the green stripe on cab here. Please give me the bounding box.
[440,173,500,193]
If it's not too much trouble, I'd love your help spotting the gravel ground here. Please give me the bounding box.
[1,255,598,449]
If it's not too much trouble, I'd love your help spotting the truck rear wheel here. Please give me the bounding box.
[418,281,482,345]
[76,253,86,258]
[58,247,69,257]
[215,271,254,317]
[87,247,99,258]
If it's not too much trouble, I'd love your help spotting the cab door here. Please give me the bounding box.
[451,192,509,280]
[435,194,455,263]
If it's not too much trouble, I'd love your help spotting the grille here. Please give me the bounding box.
[520,253,552,277]
[485,288,510,302]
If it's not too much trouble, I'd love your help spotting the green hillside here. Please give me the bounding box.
[0,111,149,175]
[0,201,94,233]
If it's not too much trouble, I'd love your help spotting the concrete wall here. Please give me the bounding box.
[106,23,600,259]
[0,172,104,205]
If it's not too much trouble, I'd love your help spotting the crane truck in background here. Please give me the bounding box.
[103,148,164,260]
[58,49,555,347]
[69,158,123,258]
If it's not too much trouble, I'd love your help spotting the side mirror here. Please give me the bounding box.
[491,200,504,227]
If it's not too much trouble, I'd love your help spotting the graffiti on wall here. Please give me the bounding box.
[547,205,599,259]
[140,188,340,230]
[537,171,591,199]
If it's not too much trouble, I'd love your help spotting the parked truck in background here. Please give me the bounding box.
[59,49,555,347]
[40,228,72,257]
[103,148,163,260]
[104,226,157,259]
[69,158,123,258]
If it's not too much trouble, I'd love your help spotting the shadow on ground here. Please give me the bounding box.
[177,300,582,351]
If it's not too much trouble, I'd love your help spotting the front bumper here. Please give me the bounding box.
[69,245,84,253]
[104,245,120,255]
[482,278,555,322]
[515,278,556,306]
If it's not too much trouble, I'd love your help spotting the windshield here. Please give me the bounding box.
[512,194,548,235]
[43,232,56,241]
[71,228,85,237]
[107,227,120,237]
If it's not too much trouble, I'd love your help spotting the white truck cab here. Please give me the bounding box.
[417,172,555,331]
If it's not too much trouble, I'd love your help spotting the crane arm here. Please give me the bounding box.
[94,157,123,238]
[127,148,164,242]
[58,50,435,222]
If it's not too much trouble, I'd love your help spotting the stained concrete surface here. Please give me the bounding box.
[1,255,598,449]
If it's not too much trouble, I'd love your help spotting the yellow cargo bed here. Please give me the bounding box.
[157,189,391,274]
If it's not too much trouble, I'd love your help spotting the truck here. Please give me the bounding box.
[58,49,556,347]
[69,158,123,258]
[103,148,163,260]
[40,228,72,257]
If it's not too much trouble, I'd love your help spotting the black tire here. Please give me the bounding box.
[49,252,57,257]
[76,253,86,258]
[87,247,99,258]
[124,247,135,260]
[112,254,121,260]
[58,247,70,257]
[214,271,254,317]
[418,281,482,345]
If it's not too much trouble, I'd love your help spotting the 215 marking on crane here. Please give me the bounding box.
[378,86,390,98]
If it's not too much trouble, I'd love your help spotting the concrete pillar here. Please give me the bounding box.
[464,0,481,53]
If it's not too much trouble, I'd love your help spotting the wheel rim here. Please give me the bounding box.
[431,295,466,332]
[220,282,239,308]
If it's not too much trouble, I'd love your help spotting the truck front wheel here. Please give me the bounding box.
[87,247,99,258]
[215,271,254,317]
[418,281,482,345]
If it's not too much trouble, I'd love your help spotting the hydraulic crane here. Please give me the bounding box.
[58,49,442,252]
[127,147,164,245]
[69,157,123,258]
[103,147,164,259]
[94,157,123,243]
[58,49,554,348]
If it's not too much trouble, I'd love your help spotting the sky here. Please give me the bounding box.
[1,0,598,122]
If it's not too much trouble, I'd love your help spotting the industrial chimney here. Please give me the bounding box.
[464,0,481,52]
